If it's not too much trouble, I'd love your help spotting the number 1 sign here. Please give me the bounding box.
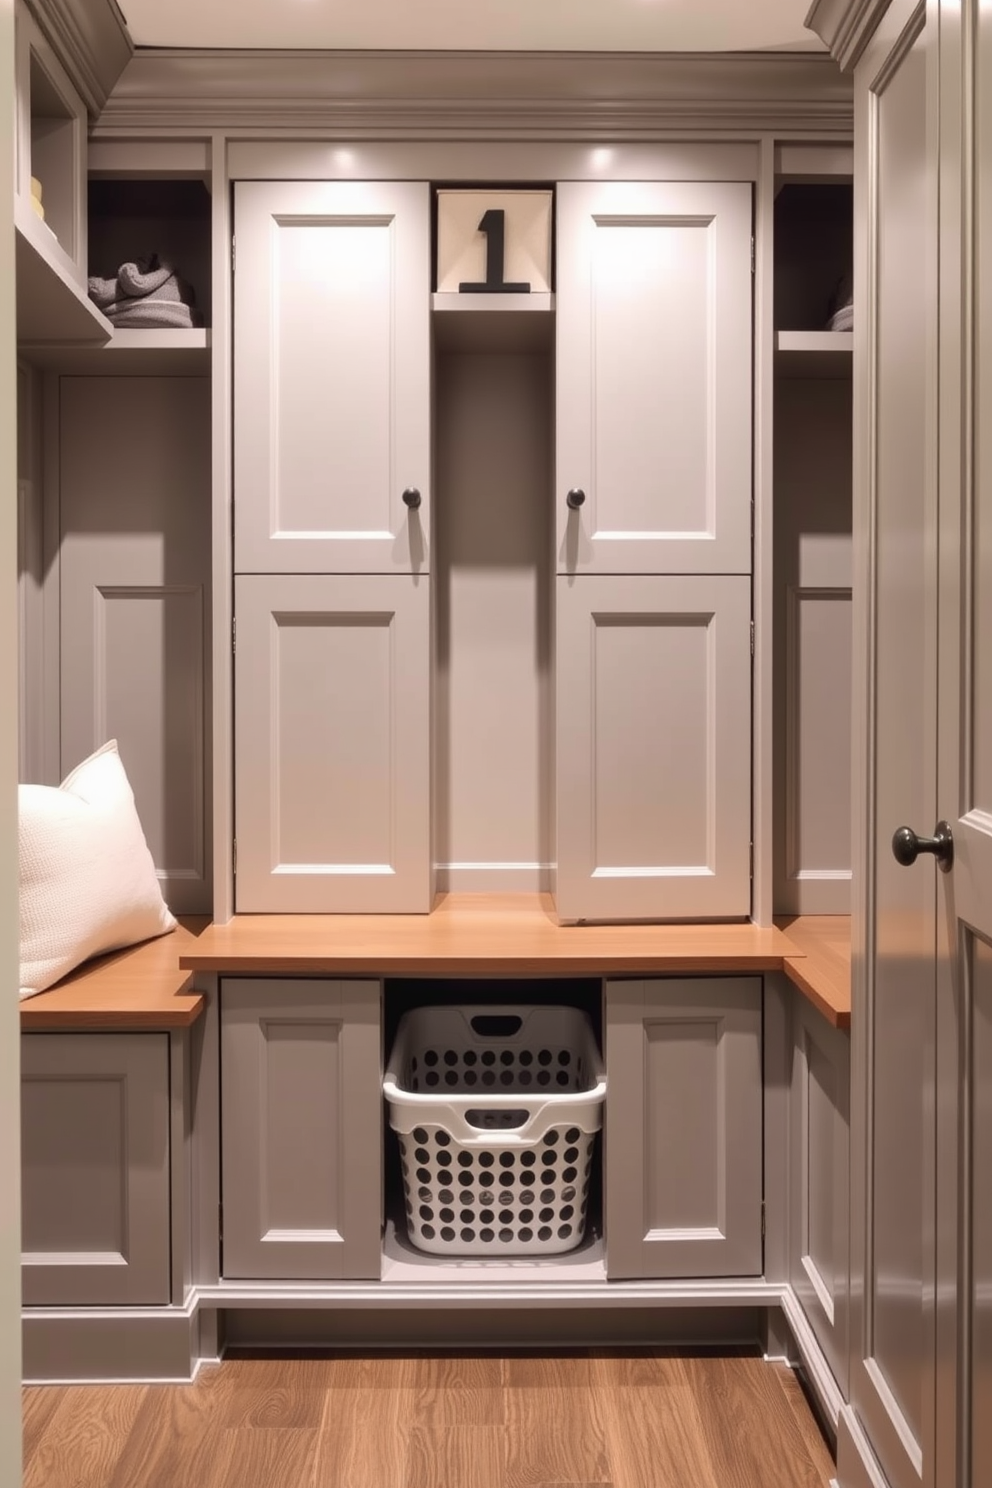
[435,189,553,295]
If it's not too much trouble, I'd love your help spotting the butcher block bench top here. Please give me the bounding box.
[20,918,209,1031]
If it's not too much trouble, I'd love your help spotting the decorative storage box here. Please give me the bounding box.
[384,1005,606,1257]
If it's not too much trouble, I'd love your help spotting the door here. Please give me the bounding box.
[234,574,431,912]
[220,979,382,1281]
[555,574,751,920]
[233,180,430,575]
[934,3,992,1483]
[605,977,763,1279]
[847,6,935,1488]
[555,180,752,576]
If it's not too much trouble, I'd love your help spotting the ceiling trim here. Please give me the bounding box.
[804,0,892,70]
[25,0,132,116]
[93,48,853,139]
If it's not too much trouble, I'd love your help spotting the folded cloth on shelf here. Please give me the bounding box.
[103,298,202,330]
[827,302,853,332]
[87,254,203,327]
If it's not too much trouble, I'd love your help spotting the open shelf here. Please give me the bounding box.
[15,198,110,346]
[775,330,853,378]
[18,327,212,375]
[88,178,213,329]
[433,292,555,352]
[381,1216,606,1284]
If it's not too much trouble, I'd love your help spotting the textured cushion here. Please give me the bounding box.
[18,741,176,999]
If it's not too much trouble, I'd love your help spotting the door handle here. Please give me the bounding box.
[891,821,954,872]
[566,488,586,510]
[402,487,421,511]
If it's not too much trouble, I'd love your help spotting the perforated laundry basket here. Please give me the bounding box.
[384,1005,606,1257]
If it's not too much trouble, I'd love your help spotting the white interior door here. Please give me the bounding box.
[234,180,431,575]
[848,8,935,1488]
[556,179,752,576]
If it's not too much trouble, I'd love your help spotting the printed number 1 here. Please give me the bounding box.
[459,209,531,294]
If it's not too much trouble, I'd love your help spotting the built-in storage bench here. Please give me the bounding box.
[19,920,207,1381]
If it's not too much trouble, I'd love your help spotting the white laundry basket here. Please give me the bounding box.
[384,1005,606,1257]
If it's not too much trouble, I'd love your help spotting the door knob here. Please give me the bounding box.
[402,487,421,510]
[566,488,586,510]
[891,821,954,872]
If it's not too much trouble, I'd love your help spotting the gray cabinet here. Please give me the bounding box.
[604,977,763,1278]
[20,1032,171,1306]
[220,978,382,1281]
[789,994,850,1394]
[556,575,752,921]
[234,574,431,913]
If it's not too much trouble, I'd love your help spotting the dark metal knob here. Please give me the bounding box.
[402,487,421,510]
[891,821,954,872]
[566,488,586,510]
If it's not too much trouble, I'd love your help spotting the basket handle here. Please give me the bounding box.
[469,1013,523,1038]
[464,1107,529,1130]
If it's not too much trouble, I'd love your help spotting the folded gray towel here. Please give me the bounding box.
[87,275,119,310]
[117,256,176,298]
[106,298,202,329]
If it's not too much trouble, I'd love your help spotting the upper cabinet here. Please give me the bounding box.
[555,180,753,576]
[233,180,431,575]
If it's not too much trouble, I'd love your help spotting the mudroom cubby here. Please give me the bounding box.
[87,175,213,331]
[772,161,854,914]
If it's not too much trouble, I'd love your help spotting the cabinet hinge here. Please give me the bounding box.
[751,236,755,275]
[761,1200,765,1238]
[232,838,237,875]
[750,841,754,880]
[750,620,754,657]
[218,1202,223,1241]
[231,235,236,273]
[232,616,236,654]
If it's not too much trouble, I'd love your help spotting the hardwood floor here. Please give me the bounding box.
[22,1350,836,1488]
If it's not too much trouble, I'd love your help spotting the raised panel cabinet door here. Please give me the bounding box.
[605,977,763,1279]
[21,1033,171,1306]
[59,376,212,914]
[234,574,431,912]
[789,996,851,1395]
[555,574,751,921]
[556,179,752,576]
[220,978,382,1281]
[234,180,430,575]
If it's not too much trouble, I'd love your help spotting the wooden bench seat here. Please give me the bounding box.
[775,914,852,1030]
[19,917,210,1030]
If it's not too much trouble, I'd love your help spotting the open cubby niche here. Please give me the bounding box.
[774,181,854,333]
[382,978,605,1271]
[88,178,213,327]
[27,50,81,262]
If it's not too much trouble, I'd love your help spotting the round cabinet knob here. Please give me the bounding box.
[402,487,422,510]
[891,821,954,872]
[566,488,586,510]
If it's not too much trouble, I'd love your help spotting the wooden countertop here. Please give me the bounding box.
[775,914,852,1030]
[179,893,798,976]
[20,919,209,1030]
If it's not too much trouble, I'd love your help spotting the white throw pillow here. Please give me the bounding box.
[19,740,176,998]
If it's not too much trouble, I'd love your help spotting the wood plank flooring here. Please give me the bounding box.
[22,1350,836,1488]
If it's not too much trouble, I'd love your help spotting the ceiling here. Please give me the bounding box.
[116,0,824,55]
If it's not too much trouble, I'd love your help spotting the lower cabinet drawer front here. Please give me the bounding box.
[21,1033,171,1307]
[605,977,763,1280]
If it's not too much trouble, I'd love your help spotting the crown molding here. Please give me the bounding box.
[25,0,132,115]
[804,0,893,70]
[93,48,852,139]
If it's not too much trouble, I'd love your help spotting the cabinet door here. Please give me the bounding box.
[59,376,212,913]
[234,180,430,574]
[789,996,850,1395]
[21,1033,171,1306]
[234,573,431,912]
[220,978,381,1281]
[605,977,762,1279]
[556,180,752,575]
[556,574,751,920]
